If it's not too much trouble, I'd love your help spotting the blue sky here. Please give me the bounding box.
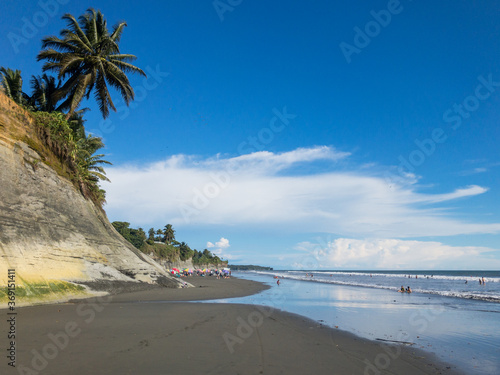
[2,0,500,269]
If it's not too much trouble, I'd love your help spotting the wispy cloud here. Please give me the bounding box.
[103,146,500,238]
[458,167,488,176]
[458,160,500,176]
[206,146,350,175]
[413,185,488,203]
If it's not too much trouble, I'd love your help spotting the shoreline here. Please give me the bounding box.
[106,275,271,302]
[11,276,464,374]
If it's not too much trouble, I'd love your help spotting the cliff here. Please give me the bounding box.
[0,93,184,307]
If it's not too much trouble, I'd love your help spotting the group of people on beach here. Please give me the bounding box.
[178,269,231,279]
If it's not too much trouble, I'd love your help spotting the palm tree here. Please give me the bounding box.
[82,152,111,182]
[0,67,29,105]
[163,224,175,244]
[74,133,111,202]
[37,8,146,119]
[147,228,155,244]
[29,74,61,112]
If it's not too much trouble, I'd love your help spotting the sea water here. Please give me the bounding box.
[207,270,500,375]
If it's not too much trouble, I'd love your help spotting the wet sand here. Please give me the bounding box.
[9,277,463,374]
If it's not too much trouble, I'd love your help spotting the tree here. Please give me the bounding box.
[112,222,146,249]
[112,221,131,241]
[74,133,111,202]
[178,242,194,261]
[29,74,61,112]
[0,67,29,105]
[155,229,164,242]
[147,228,155,244]
[129,227,146,249]
[163,224,175,244]
[37,8,146,119]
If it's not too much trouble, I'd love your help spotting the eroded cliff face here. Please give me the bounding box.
[0,93,182,306]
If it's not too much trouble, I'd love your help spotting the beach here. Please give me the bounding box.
[225,271,500,375]
[7,276,464,375]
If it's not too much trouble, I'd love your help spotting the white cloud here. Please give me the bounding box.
[206,237,233,259]
[216,238,230,249]
[103,146,500,238]
[289,238,500,270]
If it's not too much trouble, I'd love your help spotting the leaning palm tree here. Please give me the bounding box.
[0,67,29,105]
[37,8,146,119]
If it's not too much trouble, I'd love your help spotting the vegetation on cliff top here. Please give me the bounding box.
[112,222,227,267]
[0,8,145,207]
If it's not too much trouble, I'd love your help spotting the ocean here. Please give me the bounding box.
[268,270,500,303]
[206,270,500,375]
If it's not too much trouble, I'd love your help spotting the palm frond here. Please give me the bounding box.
[110,22,127,42]
[62,13,92,48]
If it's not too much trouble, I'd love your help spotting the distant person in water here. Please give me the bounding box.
[482,277,485,285]
[406,286,412,293]
[399,286,405,292]
[479,278,482,285]
[277,279,280,286]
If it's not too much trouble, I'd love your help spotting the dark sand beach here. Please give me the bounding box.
[11,277,464,375]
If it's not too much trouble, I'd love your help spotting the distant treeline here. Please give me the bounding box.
[230,265,273,271]
[112,222,226,266]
